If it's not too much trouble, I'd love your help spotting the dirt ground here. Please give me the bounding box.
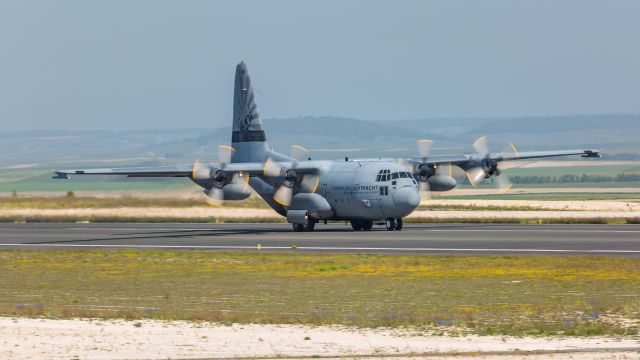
[1,318,638,360]
[421,199,640,212]
[2,199,640,221]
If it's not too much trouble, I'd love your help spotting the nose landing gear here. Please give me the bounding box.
[385,218,403,231]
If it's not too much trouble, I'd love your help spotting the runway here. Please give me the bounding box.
[0,222,639,255]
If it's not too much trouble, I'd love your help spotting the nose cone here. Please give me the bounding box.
[392,186,420,216]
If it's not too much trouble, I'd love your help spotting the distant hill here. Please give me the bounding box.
[1,114,638,167]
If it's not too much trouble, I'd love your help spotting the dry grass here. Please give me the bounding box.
[1,250,638,336]
[0,196,271,209]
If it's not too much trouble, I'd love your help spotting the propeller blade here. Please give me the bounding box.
[472,136,490,156]
[300,174,319,193]
[507,142,519,159]
[435,162,453,177]
[191,160,212,180]
[291,144,309,161]
[204,187,224,207]
[218,145,236,165]
[418,181,431,200]
[263,157,284,177]
[466,167,486,187]
[417,139,434,158]
[494,174,513,193]
[273,184,293,207]
[231,171,250,192]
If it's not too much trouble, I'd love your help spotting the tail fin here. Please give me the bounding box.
[231,62,270,163]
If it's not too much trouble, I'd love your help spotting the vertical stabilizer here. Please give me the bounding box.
[231,62,271,163]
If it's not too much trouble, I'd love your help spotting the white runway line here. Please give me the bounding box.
[0,243,639,253]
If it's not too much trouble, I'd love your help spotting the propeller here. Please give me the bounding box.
[263,145,319,207]
[413,139,435,200]
[417,139,433,159]
[464,136,516,192]
[193,145,250,206]
[290,144,310,161]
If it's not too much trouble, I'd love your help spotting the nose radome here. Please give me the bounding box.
[392,186,420,213]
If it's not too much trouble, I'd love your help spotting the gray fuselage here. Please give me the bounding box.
[249,159,420,221]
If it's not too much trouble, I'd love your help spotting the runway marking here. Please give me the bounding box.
[0,243,639,253]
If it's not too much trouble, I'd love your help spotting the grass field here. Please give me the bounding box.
[0,196,270,209]
[1,250,638,337]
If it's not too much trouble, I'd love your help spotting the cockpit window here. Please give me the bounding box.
[391,172,399,179]
[399,172,408,178]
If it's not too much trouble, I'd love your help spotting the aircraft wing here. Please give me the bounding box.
[484,149,600,162]
[53,160,319,179]
[405,148,600,168]
[53,165,195,179]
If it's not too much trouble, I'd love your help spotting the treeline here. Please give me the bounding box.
[510,173,640,184]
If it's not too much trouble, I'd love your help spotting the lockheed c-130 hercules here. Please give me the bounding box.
[54,62,600,232]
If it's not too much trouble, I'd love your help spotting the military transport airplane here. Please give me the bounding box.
[53,62,600,232]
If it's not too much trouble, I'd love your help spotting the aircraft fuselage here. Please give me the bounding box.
[251,159,420,221]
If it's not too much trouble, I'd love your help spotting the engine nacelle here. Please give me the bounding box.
[288,193,334,220]
[427,175,457,192]
[221,182,252,201]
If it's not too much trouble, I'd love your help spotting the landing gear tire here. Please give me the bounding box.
[362,220,373,231]
[385,218,395,231]
[385,218,403,231]
[304,220,316,232]
[350,220,363,231]
[293,220,316,232]
[395,218,403,231]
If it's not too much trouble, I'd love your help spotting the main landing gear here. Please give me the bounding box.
[385,218,403,231]
[292,219,316,232]
[350,219,373,231]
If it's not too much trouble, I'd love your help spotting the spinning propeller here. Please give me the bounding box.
[192,145,249,206]
[263,145,319,207]
[464,136,517,192]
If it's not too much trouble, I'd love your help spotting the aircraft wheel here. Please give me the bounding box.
[385,218,395,231]
[350,220,364,231]
[362,220,373,231]
[304,220,316,232]
[292,223,305,232]
[394,218,403,231]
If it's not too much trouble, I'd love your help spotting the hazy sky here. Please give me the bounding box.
[1,0,639,131]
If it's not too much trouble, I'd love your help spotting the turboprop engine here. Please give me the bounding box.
[191,161,252,205]
[415,163,457,192]
[189,145,252,206]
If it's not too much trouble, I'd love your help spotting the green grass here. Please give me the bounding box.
[1,251,638,336]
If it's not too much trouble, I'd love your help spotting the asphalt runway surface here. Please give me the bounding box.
[0,222,639,256]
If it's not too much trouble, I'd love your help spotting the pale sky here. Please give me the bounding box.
[1,0,639,131]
